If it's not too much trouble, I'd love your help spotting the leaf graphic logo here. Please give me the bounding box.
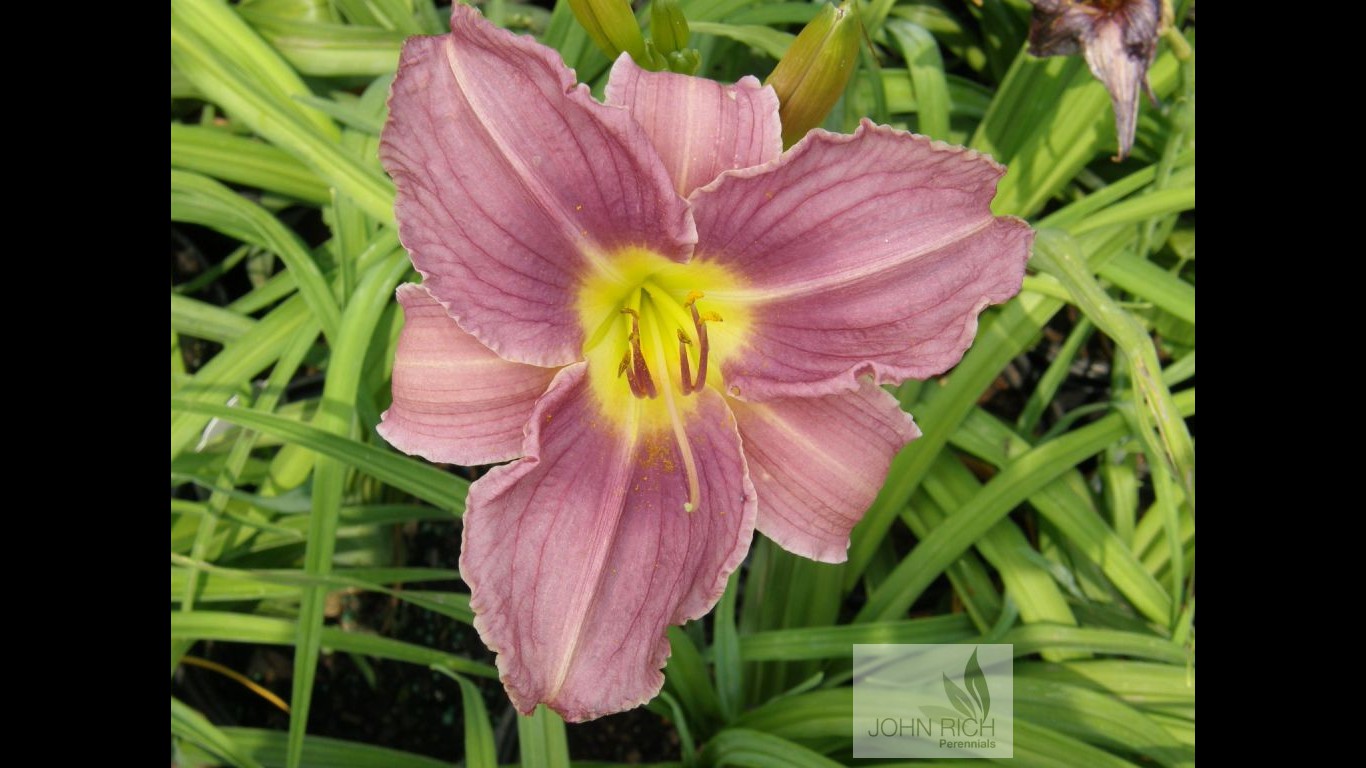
[942,648,991,720]
[854,643,1013,757]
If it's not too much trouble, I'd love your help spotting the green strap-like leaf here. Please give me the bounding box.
[171,697,264,768]
[887,20,951,140]
[191,726,454,768]
[170,612,495,677]
[285,253,411,768]
[430,668,498,768]
[171,169,341,342]
[698,728,847,768]
[169,398,467,513]
[517,705,571,768]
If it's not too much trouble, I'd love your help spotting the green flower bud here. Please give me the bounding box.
[765,0,863,147]
[666,48,701,75]
[569,0,648,64]
[650,0,690,55]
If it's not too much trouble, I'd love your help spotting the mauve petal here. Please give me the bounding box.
[462,363,756,721]
[605,54,782,197]
[729,380,919,563]
[380,5,697,367]
[691,119,1032,400]
[377,284,557,466]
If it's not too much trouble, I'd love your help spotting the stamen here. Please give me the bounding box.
[620,308,657,399]
[618,351,645,398]
[689,303,711,392]
[677,329,694,394]
[620,351,645,397]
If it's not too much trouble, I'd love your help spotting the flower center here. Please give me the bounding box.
[576,247,750,512]
[616,289,719,400]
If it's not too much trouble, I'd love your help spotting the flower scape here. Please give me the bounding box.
[377,4,1032,722]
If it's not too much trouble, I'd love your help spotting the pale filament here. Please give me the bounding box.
[643,295,702,513]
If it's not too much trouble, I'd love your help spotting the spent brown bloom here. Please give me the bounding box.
[1028,0,1166,160]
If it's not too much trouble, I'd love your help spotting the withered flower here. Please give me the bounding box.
[1028,0,1166,160]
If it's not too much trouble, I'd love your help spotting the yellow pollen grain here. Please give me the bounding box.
[641,434,677,474]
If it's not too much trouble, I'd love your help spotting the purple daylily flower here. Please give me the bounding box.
[377,5,1031,722]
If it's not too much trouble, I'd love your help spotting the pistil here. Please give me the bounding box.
[644,299,702,513]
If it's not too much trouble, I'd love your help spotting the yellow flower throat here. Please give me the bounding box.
[576,247,750,512]
[616,291,719,399]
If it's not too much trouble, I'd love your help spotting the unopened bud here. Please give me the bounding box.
[569,0,648,64]
[650,0,691,55]
[665,48,701,75]
[765,0,863,147]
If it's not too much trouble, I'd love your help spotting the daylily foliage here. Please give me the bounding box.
[378,5,1031,722]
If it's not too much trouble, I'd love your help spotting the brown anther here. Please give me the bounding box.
[621,351,642,397]
[687,301,711,392]
[678,329,694,395]
[619,307,656,399]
